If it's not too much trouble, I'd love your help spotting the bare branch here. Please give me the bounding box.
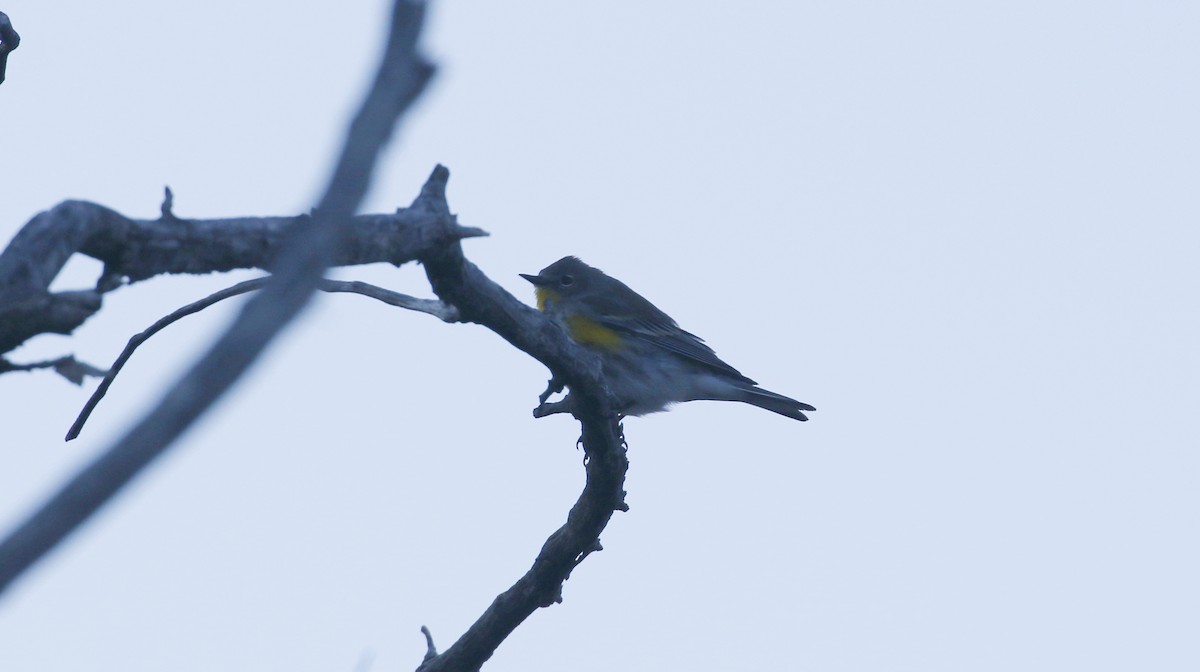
[410,172,631,672]
[0,288,102,354]
[417,410,628,672]
[65,276,456,441]
[0,199,485,355]
[63,277,267,442]
[319,279,459,322]
[0,355,106,385]
[0,0,437,598]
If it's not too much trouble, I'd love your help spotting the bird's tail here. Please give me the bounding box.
[729,385,816,421]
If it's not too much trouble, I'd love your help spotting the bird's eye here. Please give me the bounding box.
[560,275,575,287]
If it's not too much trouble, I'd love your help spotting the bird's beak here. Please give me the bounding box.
[520,273,550,287]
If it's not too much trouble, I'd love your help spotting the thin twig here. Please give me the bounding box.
[0,355,106,385]
[319,279,459,322]
[64,277,268,441]
[66,276,455,440]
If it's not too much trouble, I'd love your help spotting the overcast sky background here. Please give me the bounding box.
[1,2,1198,670]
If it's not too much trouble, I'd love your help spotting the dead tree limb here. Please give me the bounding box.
[414,169,630,672]
[0,200,483,356]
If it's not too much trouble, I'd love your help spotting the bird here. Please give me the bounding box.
[520,256,814,421]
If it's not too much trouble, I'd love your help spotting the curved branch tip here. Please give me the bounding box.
[420,625,438,663]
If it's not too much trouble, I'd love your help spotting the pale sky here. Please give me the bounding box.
[1,2,1198,671]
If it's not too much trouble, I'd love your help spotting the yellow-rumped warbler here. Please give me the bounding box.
[520,256,815,421]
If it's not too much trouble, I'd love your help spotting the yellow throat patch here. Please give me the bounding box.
[534,287,557,312]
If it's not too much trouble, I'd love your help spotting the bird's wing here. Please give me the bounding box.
[585,289,756,383]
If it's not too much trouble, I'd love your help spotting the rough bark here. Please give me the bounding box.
[0,201,480,355]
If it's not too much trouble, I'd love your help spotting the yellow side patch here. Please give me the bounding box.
[565,314,623,350]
